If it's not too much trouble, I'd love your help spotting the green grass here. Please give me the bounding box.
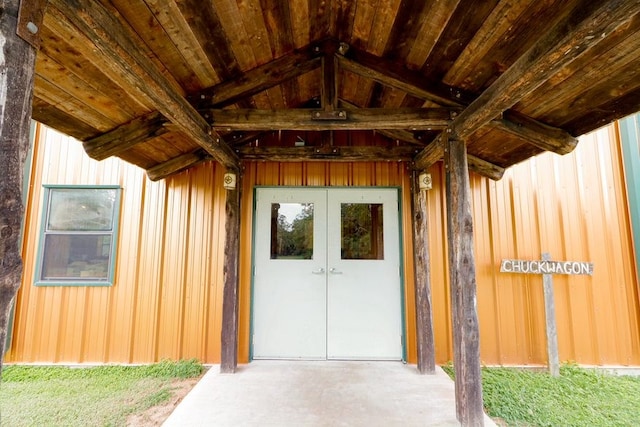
[443,363,640,426]
[0,359,204,427]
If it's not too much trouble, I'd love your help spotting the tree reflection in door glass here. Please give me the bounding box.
[341,203,384,260]
[270,203,314,259]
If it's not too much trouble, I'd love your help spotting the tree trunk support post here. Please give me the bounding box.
[220,170,242,373]
[445,136,484,426]
[0,0,41,371]
[411,171,436,374]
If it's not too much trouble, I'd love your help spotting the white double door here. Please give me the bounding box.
[252,187,403,360]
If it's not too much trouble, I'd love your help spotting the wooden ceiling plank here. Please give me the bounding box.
[518,18,640,122]
[176,0,241,80]
[190,44,323,109]
[146,150,209,181]
[334,0,356,42]
[208,108,457,131]
[309,0,332,41]
[421,0,500,81]
[290,0,311,48]
[564,85,640,136]
[406,0,460,68]
[382,0,431,60]
[144,0,219,87]
[260,0,294,56]
[443,0,533,85]
[83,112,170,160]
[35,52,134,125]
[519,28,640,127]
[367,0,403,56]
[39,23,149,118]
[33,76,118,132]
[47,0,239,169]
[110,0,202,92]
[31,97,100,140]
[210,0,259,70]
[450,0,640,140]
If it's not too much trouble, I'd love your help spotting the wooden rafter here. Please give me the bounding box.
[83,111,171,160]
[207,108,457,131]
[48,0,239,170]
[190,41,325,110]
[337,46,579,155]
[146,150,209,181]
[449,0,640,140]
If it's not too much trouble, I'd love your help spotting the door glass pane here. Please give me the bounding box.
[270,203,314,259]
[341,203,384,260]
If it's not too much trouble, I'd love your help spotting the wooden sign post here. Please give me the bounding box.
[500,253,594,376]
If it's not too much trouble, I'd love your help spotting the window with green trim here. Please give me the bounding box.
[36,186,121,286]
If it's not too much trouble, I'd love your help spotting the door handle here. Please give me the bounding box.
[329,268,343,275]
[312,268,325,275]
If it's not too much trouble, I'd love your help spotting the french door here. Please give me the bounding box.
[252,187,403,360]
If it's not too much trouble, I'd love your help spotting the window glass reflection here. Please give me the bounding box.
[270,203,314,259]
[341,203,384,260]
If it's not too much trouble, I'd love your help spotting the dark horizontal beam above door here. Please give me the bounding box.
[205,108,459,131]
[236,145,420,162]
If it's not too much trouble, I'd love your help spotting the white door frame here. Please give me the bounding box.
[250,186,406,361]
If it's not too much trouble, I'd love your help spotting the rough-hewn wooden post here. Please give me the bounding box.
[411,171,435,374]
[445,137,484,426]
[220,171,241,373]
[0,0,39,371]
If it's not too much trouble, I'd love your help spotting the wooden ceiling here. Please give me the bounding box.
[27,0,640,180]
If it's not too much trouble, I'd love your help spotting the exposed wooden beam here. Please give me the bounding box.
[338,45,578,155]
[413,138,445,170]
[237,146,419,162]
[83,111,171,160]
[450,0,640,140]
[500,110,578,155]
[376,128,505,180]
[48,0,239,170]
[146,150,209,181]
[321,42,338,111]
[190,42,325,110]
[337,47,469,107]
[467,155,505,181]
[208,108,457,131]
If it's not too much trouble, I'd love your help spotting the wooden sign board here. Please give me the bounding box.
[500,259,593,275]
[500,253,593,376]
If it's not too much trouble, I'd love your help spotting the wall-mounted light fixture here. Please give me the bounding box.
[418,173,432,191]
[223,173,237,190]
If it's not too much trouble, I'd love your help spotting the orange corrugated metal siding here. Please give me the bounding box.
[6,124,640,366]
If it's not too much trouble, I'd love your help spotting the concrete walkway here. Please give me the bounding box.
[163,361,497,426]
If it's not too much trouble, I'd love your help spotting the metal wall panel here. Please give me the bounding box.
[7,123,640,366]
[7,126,229,363]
